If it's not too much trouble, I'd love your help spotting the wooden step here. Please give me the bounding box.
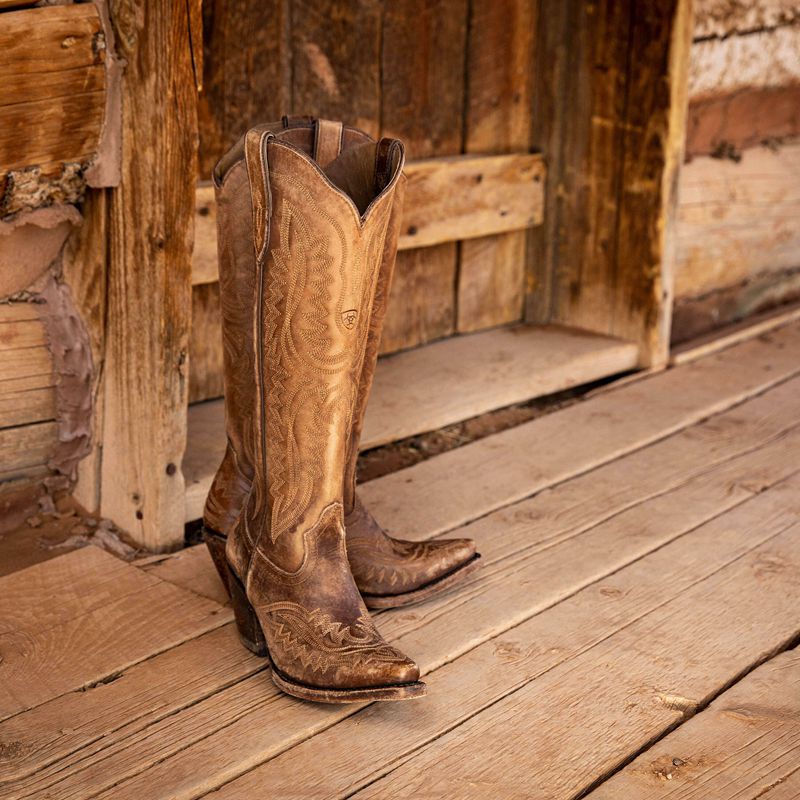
[182,324,640,522]
[587,646,800,800]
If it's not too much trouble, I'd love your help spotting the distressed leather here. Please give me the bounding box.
[218,122,419,692]
[205,118,477,611]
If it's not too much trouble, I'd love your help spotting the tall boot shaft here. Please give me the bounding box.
[205,118,401,536]
[237,128,404,570]
[204,119,479,613]
[212,122,422,702]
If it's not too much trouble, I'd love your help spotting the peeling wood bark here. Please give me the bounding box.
[63,189,109,512]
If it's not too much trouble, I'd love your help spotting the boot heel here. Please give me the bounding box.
[226,564,269,657]
[202,527,231,598]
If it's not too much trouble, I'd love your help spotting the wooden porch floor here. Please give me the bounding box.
[2,321,800,799]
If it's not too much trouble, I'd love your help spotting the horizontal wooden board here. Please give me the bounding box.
[182,324,639,521]
[0,4,106,178]
[675,142,800,300]
[191,153,545,285]
[686,84,800,159]
[0,306,56,429]
[398,153,544,249]
[587,647,800,799]
[694,0,800,38]
[672,269,800,344]
[670,301,800,365]
[0,421,57,482]
[689,25,800,102]
[85,426,800,800]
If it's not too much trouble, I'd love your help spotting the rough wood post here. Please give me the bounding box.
[100,0,198,550]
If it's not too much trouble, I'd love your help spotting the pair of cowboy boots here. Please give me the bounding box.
[203,117,480,703]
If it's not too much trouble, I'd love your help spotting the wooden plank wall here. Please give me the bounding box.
[189,0,539,403]
[0,1,115,503]
[672,0,800,342]
[0,0,198,552]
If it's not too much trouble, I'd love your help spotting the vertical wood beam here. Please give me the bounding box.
[100,0,198,550]
[380,0,468,353]
[198,0,290,177]
[527,0,692,367]
[457,0,537,333]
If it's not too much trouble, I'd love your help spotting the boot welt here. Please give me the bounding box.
[361,553,482,610]
[270,663,427,703]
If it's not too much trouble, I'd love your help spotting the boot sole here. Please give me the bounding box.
[213,535,427,704]
[204,526,481,611]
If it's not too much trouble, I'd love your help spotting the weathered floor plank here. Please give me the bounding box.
[0,626,259,789]
[26,391,800,800]
[587,647,800,800]
[348,523,800,799]
[362,322,800,540]
[0,547,227,722]
[137,545,230,606]
[208,477,800,799]
[163,372,800,602]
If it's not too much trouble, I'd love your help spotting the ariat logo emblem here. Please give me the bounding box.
[342,309,358,329]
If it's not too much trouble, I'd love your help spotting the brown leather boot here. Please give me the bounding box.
[210,119,424,702]
[204,118,480,610]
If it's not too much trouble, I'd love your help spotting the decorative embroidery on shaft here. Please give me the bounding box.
[263,170,388,542]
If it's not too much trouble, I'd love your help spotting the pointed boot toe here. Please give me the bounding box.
[345,497,481,610]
